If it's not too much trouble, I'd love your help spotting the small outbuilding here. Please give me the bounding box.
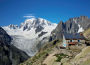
[62,33,85,48]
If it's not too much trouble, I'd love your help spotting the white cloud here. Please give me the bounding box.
[23,14,35,18]
[24,16,35,18]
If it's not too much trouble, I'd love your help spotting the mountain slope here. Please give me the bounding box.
[83,28,90,40]
[20,40,61,65]
[3,18,57,56]
[0,27,29,65]
[20,16,90,65]
[20,39,90,65]
[72,46,90,65]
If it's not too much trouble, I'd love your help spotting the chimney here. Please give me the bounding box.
[80,32,83,36]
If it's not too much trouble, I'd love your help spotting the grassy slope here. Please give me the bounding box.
[20,40,62,65]
[62,46,90,65]
[83,28,90,40]
[20,39,90,65]
[73,46,90,65]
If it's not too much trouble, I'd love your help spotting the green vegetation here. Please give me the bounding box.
[55,53,68,62]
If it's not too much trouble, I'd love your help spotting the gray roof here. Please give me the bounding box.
[64,33,85,40]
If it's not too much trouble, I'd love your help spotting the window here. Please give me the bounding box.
[78,40,80,42]
[70,40,72,42]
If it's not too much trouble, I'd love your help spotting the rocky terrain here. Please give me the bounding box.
[0,27,29,65]
[20,40,62,65]
[3,16,90,57]
[50,16,90,40]
[84,28,90,40]
[20,39,90,65]
[0,16,90,65]
[20,16,90,65]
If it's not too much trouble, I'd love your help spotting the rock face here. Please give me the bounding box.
[35,25,44,33]
[50,16,90,40]
[0,27,11,44]
[38,31,47,37]
[0,27,29,65]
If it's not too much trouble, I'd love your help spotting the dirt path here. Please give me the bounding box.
[43,51,57,65]
[42,47,63,65]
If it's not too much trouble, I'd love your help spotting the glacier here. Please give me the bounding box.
[3,18,57,56]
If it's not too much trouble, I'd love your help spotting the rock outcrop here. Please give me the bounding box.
[0,27,29,65]
[50,16,90,40]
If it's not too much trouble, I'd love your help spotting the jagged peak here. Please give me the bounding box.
[23,18,51,24]
[80,16,88,19]
[8,24,18,27]
[20,18,53,30]
[68,16,88,21]
[59,21,63,24]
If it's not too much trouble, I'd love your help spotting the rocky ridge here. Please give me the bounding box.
[0,27,29,65]
[50,16,90,40]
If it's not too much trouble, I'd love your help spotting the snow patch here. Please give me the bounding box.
[73,18,84,33]
[73,18,77,24]
[78,24,84,33]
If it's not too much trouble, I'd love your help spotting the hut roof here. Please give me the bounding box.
[64,33,85,40]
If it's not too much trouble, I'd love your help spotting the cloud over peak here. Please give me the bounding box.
[23,14,35,18]
[23,16,35,18]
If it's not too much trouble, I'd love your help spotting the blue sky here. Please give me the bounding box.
[0,0,90,26]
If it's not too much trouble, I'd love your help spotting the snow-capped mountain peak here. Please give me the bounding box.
[3,17,57,56]
[8,24,18,29]
[24,18,36,24]
[20,18,53,31]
